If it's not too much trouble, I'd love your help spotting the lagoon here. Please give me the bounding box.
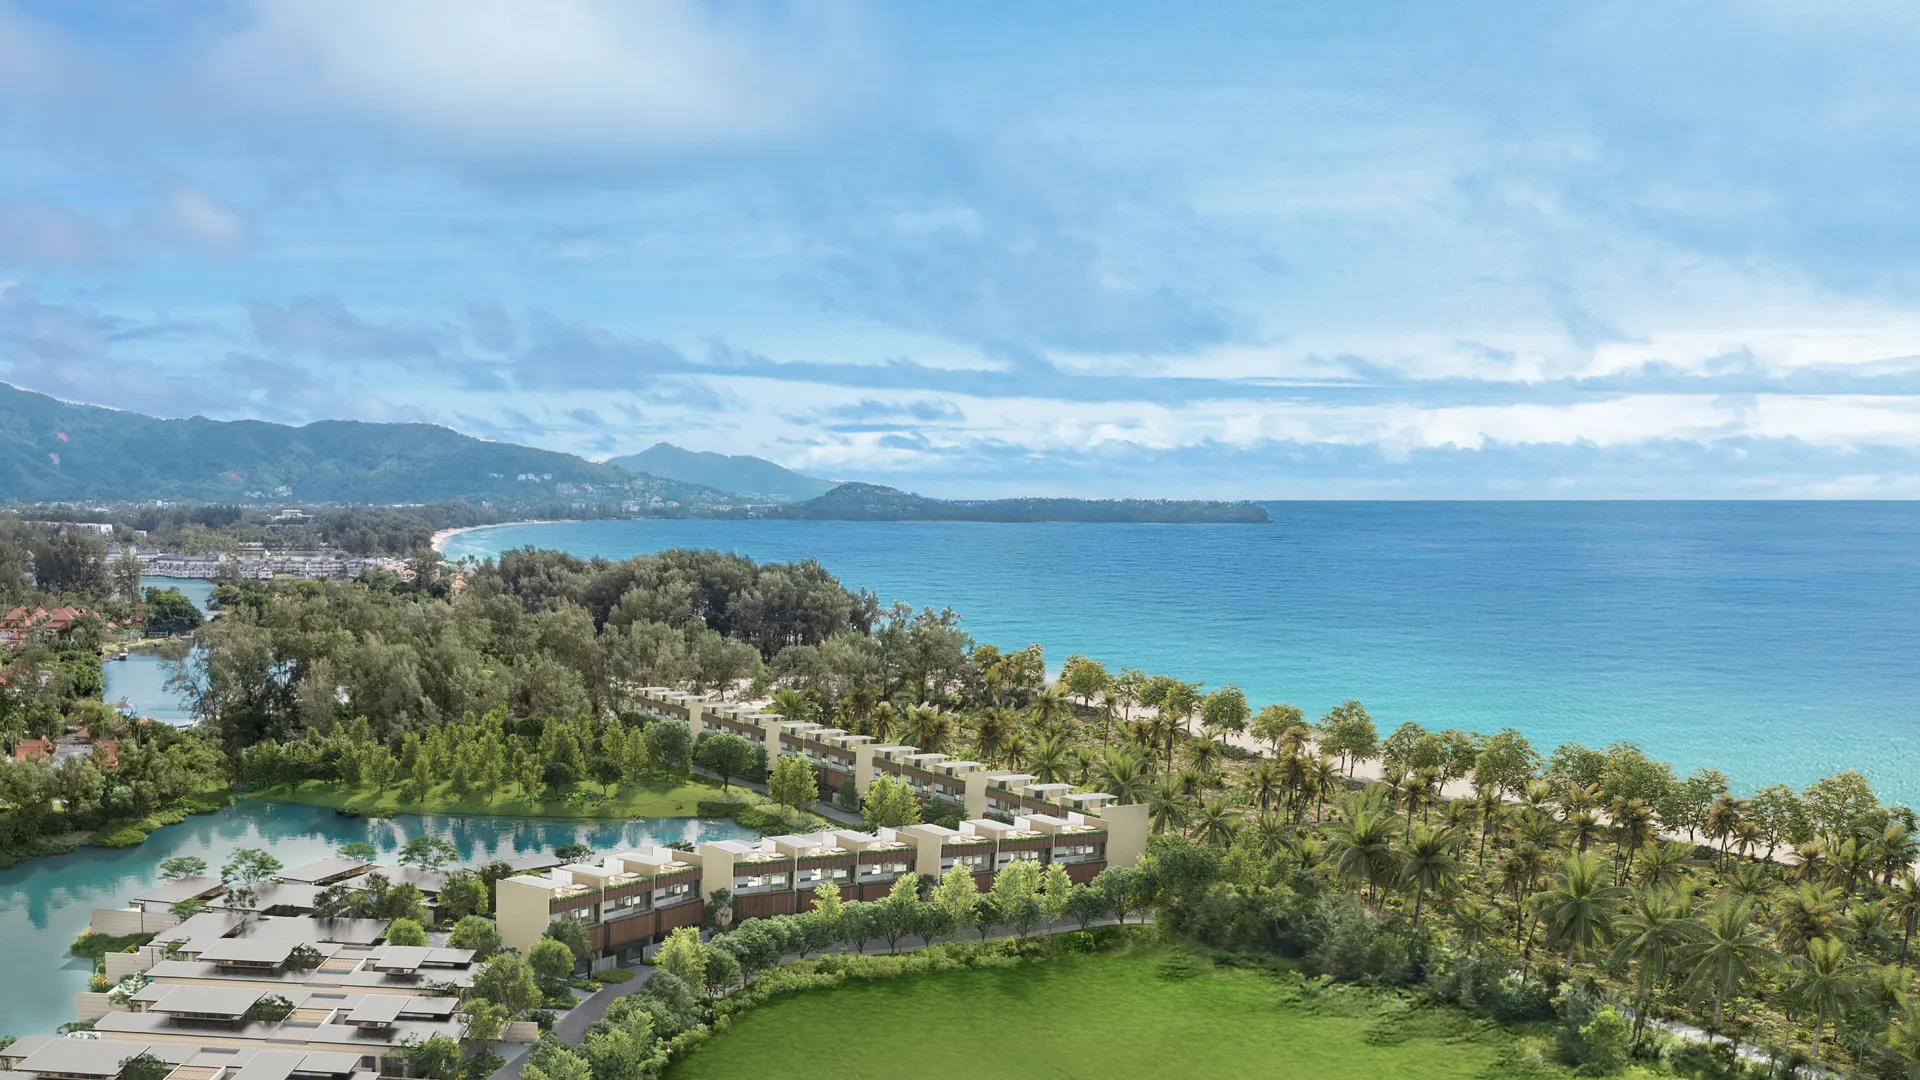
[0,801,752,1037]
[443,502,1920,805]
[103,577,212,724]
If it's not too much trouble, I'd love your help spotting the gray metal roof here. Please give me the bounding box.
[196,939,296,964]
[365,946,428,971]
[343,996,405,1026]
[147,984,269,1017]
[276,859,372,885]
[132,876,225,905]
[15,1040,191,1077]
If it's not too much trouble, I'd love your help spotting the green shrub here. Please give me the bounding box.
[597,968,634,984]
[92,825,151,848]
[1574,1007,1631,1076]
[69,931,155,961]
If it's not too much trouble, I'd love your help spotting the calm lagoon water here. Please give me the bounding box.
[103,577,212,724]
[0,801,751,1036]
[445,503,1920,805]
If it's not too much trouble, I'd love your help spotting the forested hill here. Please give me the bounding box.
[770,482,1271,523]
[0,382,727,506]
[603,442,837,502]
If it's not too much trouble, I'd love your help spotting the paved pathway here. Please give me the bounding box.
[484,965,656,1080]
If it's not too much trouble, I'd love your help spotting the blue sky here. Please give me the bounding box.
[5,1,1920,498]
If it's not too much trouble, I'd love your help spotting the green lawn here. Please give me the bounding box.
[668,948,1560,1080]
[256,774,734,819]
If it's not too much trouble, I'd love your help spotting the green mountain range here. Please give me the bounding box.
[770,482,1270,523]
[602,442,836,502]
[0,382,724,506]
[0,383,1267,521]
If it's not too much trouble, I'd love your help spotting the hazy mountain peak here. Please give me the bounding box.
[602,442,835,502]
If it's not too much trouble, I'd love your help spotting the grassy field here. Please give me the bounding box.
[257,774,732,819]
[668,948,1589,1080]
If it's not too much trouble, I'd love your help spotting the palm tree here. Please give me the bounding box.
[1829,835,1874,896]
[1442,796,1478,835]
[1845,899,1895,960]
[1026,734,1071,785]
[1784,936,1864,1061]
[1610,887,1702,1041]
[1325,789,1404,908]
[1001,733,1032,772]
[1892,871,1920,968]
[1638,841,1697,891]
[1306,756,1340,822]
[1704,795,1742,863]
[1475,784,1505,863]
[1068,746,1100,787]
[1610,797,1657,876]
[1566,809,1603,853]
[1512,807,1563,851]
[1533,850,1629,974]
[1030,687,1070,736]
[972,708,1012,763]
[868,700,896,742]
[1278,750,1310,818]
[906,706,952,754]
[1451,899,1505,956]
[1192,797,1238,847]
[1184,738,1222,778]
[1682,900,1772,1036]
[1149,709,1181,772]
[1411,765,1443,823]
[1882,1000,1920,1080]
[1095,688,1123,746]
[769,687,815,724]
[1380,767,1410,815]
[1124,717,1159,761]
[1773,882,1841,957]
[1496,849,1533,946]
[1175,767,1210,801]
[1096,749,1150,805]
[1723,861,1775,907]
[1396,824,1461,932]
[1250,809,1291,858]
[1519,780,1556,815]
[1559,781,1601,815]
[1145,776,1194,835]
[1245,760,1283,812]
[1878,821,1919,888]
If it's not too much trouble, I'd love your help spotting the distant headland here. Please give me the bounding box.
[760,482,1269,523]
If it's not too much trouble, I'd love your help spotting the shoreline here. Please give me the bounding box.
[431,519,562,554]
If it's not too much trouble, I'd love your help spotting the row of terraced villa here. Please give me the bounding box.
[488,689,1146,955]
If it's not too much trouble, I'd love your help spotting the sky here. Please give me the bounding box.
[5,1,1920,499]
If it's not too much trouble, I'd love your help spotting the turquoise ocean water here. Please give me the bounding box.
[444,503,1920,805]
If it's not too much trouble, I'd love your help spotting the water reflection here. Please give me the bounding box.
[0,800,752,1038]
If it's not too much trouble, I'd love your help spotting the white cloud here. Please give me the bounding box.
[194,0,869,163]
[0,182,251,268]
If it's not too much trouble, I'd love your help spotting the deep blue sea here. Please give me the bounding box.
[444,503,1920,805]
